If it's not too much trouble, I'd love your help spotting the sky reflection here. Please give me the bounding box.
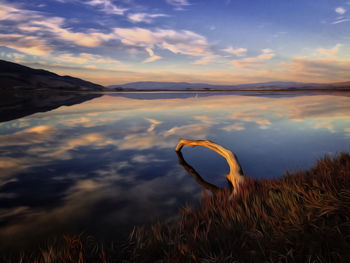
[0,92,350,250]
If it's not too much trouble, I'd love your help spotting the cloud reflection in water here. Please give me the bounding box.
[0,92,350,250]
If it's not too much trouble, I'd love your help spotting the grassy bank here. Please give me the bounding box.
[2,153,350,262]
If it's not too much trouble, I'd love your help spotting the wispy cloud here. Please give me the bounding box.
[0,2,114,53]
[166,0,191,10]
[0,33,52,56]
[258,48,275,59]
[145,118,162,132]
[332,7,349,24]
[143,48,162,63]
[113,27,211,57]
[128,13,168,23]
[19,17,113,47]
[222,123,245,131]
[282,56,350,82]
[231,49,274,68]
[85,0,127,15]
[316,43,342,57]
[222,47,247,57]
[332,18,350,24]
[193,54,221,65]
[55,52,123,67]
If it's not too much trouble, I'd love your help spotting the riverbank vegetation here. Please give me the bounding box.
[2,153,350,262]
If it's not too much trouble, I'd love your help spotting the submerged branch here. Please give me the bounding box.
[175,138,245,194]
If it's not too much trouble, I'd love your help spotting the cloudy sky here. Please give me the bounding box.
[0,0,350,85]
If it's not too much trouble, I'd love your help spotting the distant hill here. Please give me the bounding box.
[0,60,104,91]
[109,81,350,91]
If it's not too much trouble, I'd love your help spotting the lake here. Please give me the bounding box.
[1,91,350,251]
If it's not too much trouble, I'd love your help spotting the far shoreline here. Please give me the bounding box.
[69,87,350,94]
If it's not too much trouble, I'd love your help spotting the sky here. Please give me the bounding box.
[0,0,350,85]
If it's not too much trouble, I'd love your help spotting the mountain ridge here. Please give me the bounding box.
[0,60,104,91]
[109,81,350,91]
[1,60,350,91]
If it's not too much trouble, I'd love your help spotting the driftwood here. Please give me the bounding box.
[175,138,245,194]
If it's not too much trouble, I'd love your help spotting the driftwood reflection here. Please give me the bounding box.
[176,151,222,195]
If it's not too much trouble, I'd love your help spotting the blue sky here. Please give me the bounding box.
[0,0,349,85]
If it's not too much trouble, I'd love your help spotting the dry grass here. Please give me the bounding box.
[124,153,350,263]
[2,153,350,262]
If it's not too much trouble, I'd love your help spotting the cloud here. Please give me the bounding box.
[0,125,56,147]
[128,13,168,23]
[231,48,274,68]
[230,112,272,129]
[166,0,191,10]
[113,27,211,57]
[164,124,208,138]
[332,18,350,24]
[0,33,52,56]
[0,2,115,54]
[258,48,275,59]
[19,17,113,47]
[256,119,272,129]
[0,50,26,62]
[222,47,247,57]
[222,123,245,131]
[85,0,127,15]
[145,118,162,132]
[55,52,122,67]
[316,44,342,57]
[0,2,212,67]
[193,56,215,65]
[335,7,346,15]
[131,154,165,163]
[0,4,41,22]
[143,48,162,63]
[314,121,335,133]
[284,56,350,81]
[231,57,264,68]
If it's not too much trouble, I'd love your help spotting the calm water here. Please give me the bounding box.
[1,92,350,250]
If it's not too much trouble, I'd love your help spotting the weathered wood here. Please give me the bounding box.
[175,138,244,194]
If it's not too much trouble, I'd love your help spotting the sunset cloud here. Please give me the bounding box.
[282,56,350,82]
[231,49,274,68]
[0,0,349,85]
[128,13,168,23]
[0,2,115,53]
[316,44,342,57]
[55,52,122,67]
[0,34,52,56]
[19,18,113,47]
[113,27,211,57]
[222,47,247,57]
[143,48,162,63]
[85,0,127,15]
[193,56,217,65]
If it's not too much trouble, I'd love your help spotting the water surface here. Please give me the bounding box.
[1,92,350,250]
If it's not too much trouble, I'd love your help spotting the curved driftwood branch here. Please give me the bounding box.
[176,151,221,195]
[175,138,244,194]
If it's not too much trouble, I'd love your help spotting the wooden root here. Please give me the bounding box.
[175,138,244,194]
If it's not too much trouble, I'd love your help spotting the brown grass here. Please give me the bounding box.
[124,153,350,263]
[2,153,350,262]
